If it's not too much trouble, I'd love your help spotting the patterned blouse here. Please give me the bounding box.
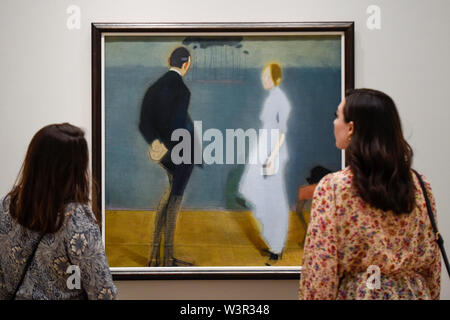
[0,197,117,300]
[299,167,441,300]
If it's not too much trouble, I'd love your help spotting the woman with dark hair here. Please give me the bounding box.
[0,123,117,300]
[299,89,441,299]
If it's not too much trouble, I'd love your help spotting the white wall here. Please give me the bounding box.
[1,0,449,300]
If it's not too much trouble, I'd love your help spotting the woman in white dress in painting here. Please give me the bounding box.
[239,62,291,261]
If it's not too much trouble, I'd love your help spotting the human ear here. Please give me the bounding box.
[348,121,354,137]
[183,58,191,71]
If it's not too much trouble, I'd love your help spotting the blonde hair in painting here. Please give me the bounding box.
[263,62,282,86]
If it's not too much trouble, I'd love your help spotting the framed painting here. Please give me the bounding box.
[92,22,354,279]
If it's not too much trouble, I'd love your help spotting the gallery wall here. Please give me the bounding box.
[1,0,449,299]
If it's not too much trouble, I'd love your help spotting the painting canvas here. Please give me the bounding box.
[92,23,354,279]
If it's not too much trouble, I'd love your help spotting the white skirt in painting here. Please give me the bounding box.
[239,87,291,255]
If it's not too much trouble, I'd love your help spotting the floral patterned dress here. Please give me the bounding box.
[299,167,441,300]
[0,197,117,300]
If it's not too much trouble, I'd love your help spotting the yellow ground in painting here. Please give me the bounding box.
[105,210,309,267]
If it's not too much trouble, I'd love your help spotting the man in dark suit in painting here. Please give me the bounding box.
[139,46,198,267]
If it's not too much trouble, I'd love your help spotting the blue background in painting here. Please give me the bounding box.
[105,66,341,210]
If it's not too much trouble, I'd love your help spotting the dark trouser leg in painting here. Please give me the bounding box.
[148,153,194,267]
[148,174,172,267]
[163,194,183,266]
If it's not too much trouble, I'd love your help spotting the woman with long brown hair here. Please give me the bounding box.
[299,89,441,299]
[0,123,117,300]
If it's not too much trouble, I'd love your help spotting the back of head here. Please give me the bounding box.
[344,88,415,214]
[269,63,282,86]
[5,123,91,233]
[263,63,282,87]
[169,47,190,68]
